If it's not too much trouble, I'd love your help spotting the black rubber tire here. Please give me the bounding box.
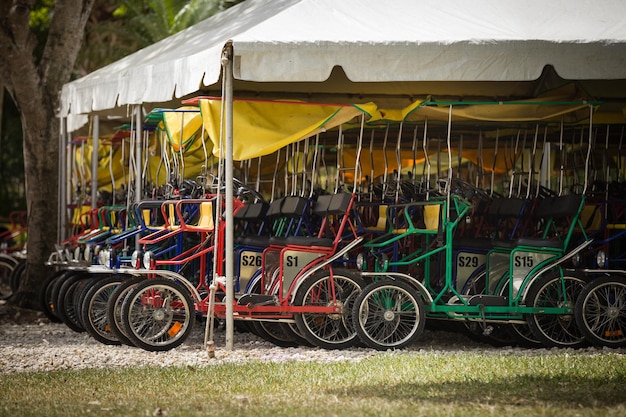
[40,270,73,322]
[49,271,83,322]
[293,269,365,350]
[56,274,91,332]
[575,275,626,348]
[352,278,426,350]
[0,261,15,300]
[462,322,522,347]
[9,259,26,294]
[81,275,124,345]
[250,321,300,347]
[121,277,195,352]
[106,276,145,346]
[282,322,315,347]
[525,271,588,348]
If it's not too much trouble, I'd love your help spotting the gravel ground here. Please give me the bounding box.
[1,303,624,374]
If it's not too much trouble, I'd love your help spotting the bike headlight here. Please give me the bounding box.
[596,250,607,268]
[131,250,143,269]
[377,253,389,272]
[98,248,110,267]
[84,245,92,262]
[143,251,156,269]
[356,252,367,271]
[98,248,117,269]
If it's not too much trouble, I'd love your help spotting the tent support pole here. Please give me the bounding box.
[91,115,99,209]
[58,117,68,242]
[223,41,235,351]
[134,105,143,250]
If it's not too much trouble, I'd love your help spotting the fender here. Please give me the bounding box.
[519,239,593,302]
[359,271,434,303]
[86,265,203,303]
[288,237,364,303]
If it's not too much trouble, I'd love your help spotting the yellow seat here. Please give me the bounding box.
[197,202,214,230]
[424,204,440,230]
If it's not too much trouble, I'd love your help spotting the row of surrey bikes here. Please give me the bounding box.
[36,159,626,352]
[0,211,28,304]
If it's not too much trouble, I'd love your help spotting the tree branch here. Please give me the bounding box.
[41,0,96,101]
[1,1,39,116]
[0,0,34,96]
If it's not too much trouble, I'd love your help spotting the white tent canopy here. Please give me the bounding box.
[61,0,626,127]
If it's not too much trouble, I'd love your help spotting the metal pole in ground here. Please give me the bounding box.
[222,41,235,350]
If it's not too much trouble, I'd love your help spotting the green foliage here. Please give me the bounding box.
[29,0,54,30]
[0,0,244,213]
[76,0,244,75]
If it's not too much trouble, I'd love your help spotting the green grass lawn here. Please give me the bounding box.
[1,351,625,417]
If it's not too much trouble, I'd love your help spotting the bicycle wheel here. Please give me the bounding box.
[352,278,425,350]
[38,270,66,322]
[121,277,195,352]
[0,261,15,299]
[282,322,314,347]
[250,321,300,347]
[81,275,124,345]
[525,271,588,348]
[575,275,626,348]
[461,274,525,347]
[293,269,365,349]
[9,259,26,294]
[56,273,90,332]
[106,276,145,346]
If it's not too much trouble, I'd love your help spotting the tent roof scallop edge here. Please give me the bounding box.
[60,0,626,125]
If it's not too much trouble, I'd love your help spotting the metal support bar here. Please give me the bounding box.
[223,41,235,350]
[58,117,68,242]
[91,115,99,209]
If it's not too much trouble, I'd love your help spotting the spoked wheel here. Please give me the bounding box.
[9,259,26,296]
[509,322,544,347]
[107,277,144,346]
[282,322,314,347]
[121,278,195,352]
[0,260,15,299]
[38,270,67,322]
[496,278,542,347]
[81,275,124,345]
[575,275,626,348]
[241,274,300,347]
[250,321,301,347]
[461,273,524,347]
[55,273,90,332]
[293,269,365,349]
[463,321,521,347]
[525,271,588,348]
[352,278,426,350]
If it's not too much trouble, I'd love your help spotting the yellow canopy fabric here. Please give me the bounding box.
[73,136,129,193]
[198,98,377,161]
[401,84,593,124]
[158,107,203,152]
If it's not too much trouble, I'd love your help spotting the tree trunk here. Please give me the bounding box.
[12,106,60,309]
[0,0,95,310]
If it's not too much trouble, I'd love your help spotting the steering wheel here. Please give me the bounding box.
[449,178,491,202]
[232,177,266,204]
